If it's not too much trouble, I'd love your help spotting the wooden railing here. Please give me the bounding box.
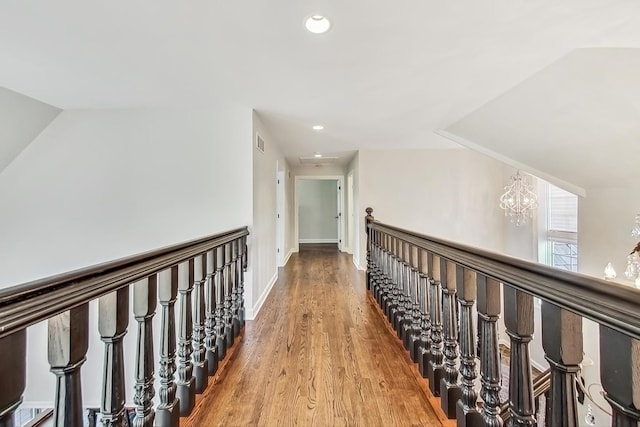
[0,227,248,427]
[365,208,640,426]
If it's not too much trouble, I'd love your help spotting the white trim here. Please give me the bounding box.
[352,257,366,271]
[298,238,338,244]
[246,272,277,320]
[18,401,54,408]
[294,175,346,253]
[283,248,294,266]
[435,129,586,197]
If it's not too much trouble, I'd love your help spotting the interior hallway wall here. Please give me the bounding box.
[0,106,254,407]
[357,148,506,269]
[252,112,292,319]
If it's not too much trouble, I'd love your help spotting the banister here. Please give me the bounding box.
[0,226,249,339]
[369,221,640,340]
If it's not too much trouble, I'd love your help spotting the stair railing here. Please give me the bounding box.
[0,227,249,427]
[365,208,640,426]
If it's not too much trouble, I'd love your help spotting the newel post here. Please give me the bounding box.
[365,207,374,291]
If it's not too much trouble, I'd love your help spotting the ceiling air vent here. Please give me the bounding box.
[256,134,265,153]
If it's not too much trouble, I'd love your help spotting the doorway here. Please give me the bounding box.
[295,176,344,252]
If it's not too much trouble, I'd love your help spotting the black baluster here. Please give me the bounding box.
[477,275,503,427]
[99,288,129,426]
[504,285,536,426]
[541,301,582,427]
[456,269,482,427]
[132,277,156,427]
[427,255,444,396]
[440,261,462,418]
[48,304,89,427]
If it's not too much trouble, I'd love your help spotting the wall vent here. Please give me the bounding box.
[256,134,265,153]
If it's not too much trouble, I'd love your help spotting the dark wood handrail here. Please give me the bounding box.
[0,227,249,339]
[369,221,640,340]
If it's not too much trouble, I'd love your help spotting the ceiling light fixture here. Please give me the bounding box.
[312,125,324,131]
[499,171,538,226]
[314,153,322,158]
[305,15,331,34]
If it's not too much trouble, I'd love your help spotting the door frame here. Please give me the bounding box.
[276,167,285,267]
[294,175,345,252]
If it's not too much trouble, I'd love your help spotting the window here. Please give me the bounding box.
[539,183,578,272]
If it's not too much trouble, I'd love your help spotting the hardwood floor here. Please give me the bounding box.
[184,246,443,426]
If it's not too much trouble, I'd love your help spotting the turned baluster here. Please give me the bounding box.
[427,255,445,396]
[477,275,503,427]
[408,245,423,361]
[194,255,210,387]
[132,277,156,427]
[599,326,640,426]
[177,260,195,415]
[48,304,89,427]
[223,242,234,348]
[99,287,129,426]
[541,301,582,427]
[401,242,415,344]
[440,261,462,417]
[231,239,241,337]
[204,250,217,377]
[371,230,383,300]
[214,246,227,360]
[385,236,398,320]
[456,269,482,427]
[365,207,374,291]
[238,235,247,327]
[504,285,536,426]
[394,241,409,337]
[157,268,179,427]
[378,233,392,308]
[417,249,432,377]
[0,330,26,427]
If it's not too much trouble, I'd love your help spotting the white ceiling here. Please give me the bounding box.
[444,48,640,195]
[1,1,640,174]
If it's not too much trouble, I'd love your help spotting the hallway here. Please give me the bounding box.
[184,245,442,426]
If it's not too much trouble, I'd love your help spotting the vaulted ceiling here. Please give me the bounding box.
[1,1,639,185]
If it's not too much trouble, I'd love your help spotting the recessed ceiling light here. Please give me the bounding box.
[312,125,324,131]
[314,153,322,158]
[305,15,331,34]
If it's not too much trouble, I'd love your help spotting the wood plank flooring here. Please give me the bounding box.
[184,245,443,426]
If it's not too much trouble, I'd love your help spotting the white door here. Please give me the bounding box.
[276,169,285,266]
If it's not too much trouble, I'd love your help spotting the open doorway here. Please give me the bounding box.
[295,176,344,252]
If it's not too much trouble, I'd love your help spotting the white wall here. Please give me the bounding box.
[0,106,254,407]
[0,87,61,174]
[577,185,639,426]
[357,148,507,268]
[347,153,361,268]
[298,179,338,243]
[251,112,292,319]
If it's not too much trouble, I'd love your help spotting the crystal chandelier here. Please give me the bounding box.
[499,171,538,226]
[625,237,640,287]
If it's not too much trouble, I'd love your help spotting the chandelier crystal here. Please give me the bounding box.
[499,171,538,226]
[631,214,640,239]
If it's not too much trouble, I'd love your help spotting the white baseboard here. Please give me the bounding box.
[283,248,294,265]
[353,257,366,271]
[246,272,278,320]
[298,239,338,244]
